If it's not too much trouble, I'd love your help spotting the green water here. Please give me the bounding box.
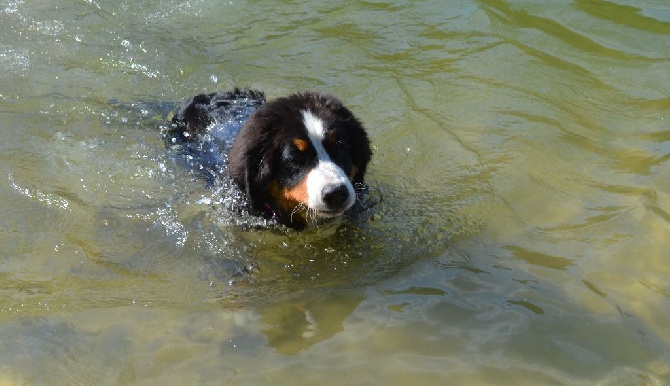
[1,0,670,384]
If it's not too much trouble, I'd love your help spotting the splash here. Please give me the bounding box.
[8,173,70,211]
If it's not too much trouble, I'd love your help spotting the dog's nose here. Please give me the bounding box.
[322,184,350,209]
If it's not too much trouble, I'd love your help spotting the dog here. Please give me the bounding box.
[164,89,372,230]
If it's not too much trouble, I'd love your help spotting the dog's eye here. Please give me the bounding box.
[284,141,310,165]
[334,140,349,151]
[326,129,338,145]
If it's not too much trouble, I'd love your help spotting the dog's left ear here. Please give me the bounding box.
[242,151,273,212]
[347,120,372,184]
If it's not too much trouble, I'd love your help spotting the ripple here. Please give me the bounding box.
[575,0,670,35]
[8,173,71,211]
[505,245,574,271]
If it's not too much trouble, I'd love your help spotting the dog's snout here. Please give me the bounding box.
[322,184,350,209]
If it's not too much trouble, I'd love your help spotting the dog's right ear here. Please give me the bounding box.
[241,150,273,212]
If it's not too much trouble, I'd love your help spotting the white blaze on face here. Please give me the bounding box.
[301,110,355,216]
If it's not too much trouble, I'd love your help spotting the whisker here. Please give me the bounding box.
[290,202,306,223]
[352,183,380,214]
[306,207,320,225]
[353,182,369,194]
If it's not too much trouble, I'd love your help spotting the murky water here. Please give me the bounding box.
[1,0,670,384]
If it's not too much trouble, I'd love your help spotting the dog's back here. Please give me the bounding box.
[163,89,266,183]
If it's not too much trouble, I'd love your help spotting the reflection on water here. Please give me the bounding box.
[1,0,670,384]
[260,291,364,355]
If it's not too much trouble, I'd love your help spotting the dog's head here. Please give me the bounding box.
[228,92,372,229]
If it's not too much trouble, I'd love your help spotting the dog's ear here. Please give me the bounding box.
[347,120,372,184]
[241,150,273,212]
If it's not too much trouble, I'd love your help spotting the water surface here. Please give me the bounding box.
[1,0,669,384]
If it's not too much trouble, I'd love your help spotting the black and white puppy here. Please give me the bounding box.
[166,89,372,230]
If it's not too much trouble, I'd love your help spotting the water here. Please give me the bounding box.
[1,0,670,384]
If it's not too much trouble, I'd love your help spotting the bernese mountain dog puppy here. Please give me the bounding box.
[164,89,372,230]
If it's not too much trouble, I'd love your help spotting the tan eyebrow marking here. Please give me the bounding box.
[293,138,309,152]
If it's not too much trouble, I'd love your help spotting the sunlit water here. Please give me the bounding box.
[1,0,670,384]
